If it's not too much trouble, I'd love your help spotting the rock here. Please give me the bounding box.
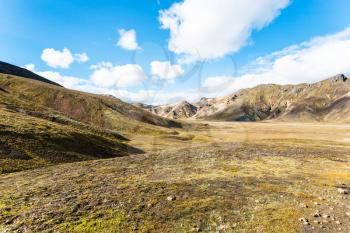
[332,74,348,82]
[314,211,321,217]
[335,220,341,225]
[322,214,330,219]
[345,212,350,216]
[167,196,176,201]
[300,203,308,208]
[313,220,321,224]
[299,218,310,225]
[337,188,349,195]
[314,202,320,206]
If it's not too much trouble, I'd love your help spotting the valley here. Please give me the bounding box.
[0,63,349,232]
[1,121,350,232]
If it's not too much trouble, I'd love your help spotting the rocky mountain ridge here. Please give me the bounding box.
[137,74,350,122]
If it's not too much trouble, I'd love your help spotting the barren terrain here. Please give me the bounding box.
[1,121,349,233]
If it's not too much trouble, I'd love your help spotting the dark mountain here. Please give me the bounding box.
[0,61,62,87]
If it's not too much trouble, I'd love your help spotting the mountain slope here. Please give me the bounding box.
[137,101,198,119]
[0,65,182,173]
[0,61,62,87]
[140,74,350,123]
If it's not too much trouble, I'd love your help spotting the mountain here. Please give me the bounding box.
[136,101,198,119]
[0,61,62,87]
[0,62,182,173]
[139,74,350,122]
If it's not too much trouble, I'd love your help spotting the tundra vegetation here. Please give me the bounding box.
[0,67,349,232]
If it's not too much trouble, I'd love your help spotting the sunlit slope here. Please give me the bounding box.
[0,66,181,173]
[203,74,350,122]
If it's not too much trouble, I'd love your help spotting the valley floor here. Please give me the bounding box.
[1,122,350,233]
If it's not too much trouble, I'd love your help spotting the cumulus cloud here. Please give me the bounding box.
[117,29,140,51]
[159,0,290,62]
[41,48,89,69]
[28,28,350,105]
[25,64,89,89]
[113,89,201,105]
[74,53,89,63]
[25,63,198,105]
[90,62,147,88]
[201,27,350,96]
[24,64,35,71]
[41,48,74,69]
[150,61,184,82]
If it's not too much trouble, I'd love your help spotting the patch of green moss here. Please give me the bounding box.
[239,202,307,233]
[61,210,127,233]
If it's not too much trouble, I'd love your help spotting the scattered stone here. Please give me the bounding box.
[313,220,321,224]
[337,188,349,195]
[335,220,341,225]
[167,196,176,201]
[322,214,330,219]
[314,202,320,206]
[300,203,308,208]
[314,211,321,218]
[299,218,310,225]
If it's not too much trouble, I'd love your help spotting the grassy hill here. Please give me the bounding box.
[0,63,182,173]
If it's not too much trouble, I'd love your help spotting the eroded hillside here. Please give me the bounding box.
[140,74,350,122]
[0,63,182,173]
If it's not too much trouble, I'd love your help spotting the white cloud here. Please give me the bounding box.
[41,48,75,69]
[27,65,195,105]
[117,29,139,51]
[90,62,147,88]
[201,27,350,96]
[112,89,201,105]
[24,64,35,71]
[41,48,89,69]
[74,53,89,63]
[159,0,290,62]
[150,61,184,82]
[25,64,89,89]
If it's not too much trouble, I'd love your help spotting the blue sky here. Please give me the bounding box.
[1,0,350,104]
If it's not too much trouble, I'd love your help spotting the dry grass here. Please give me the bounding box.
[0,121,349,232]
